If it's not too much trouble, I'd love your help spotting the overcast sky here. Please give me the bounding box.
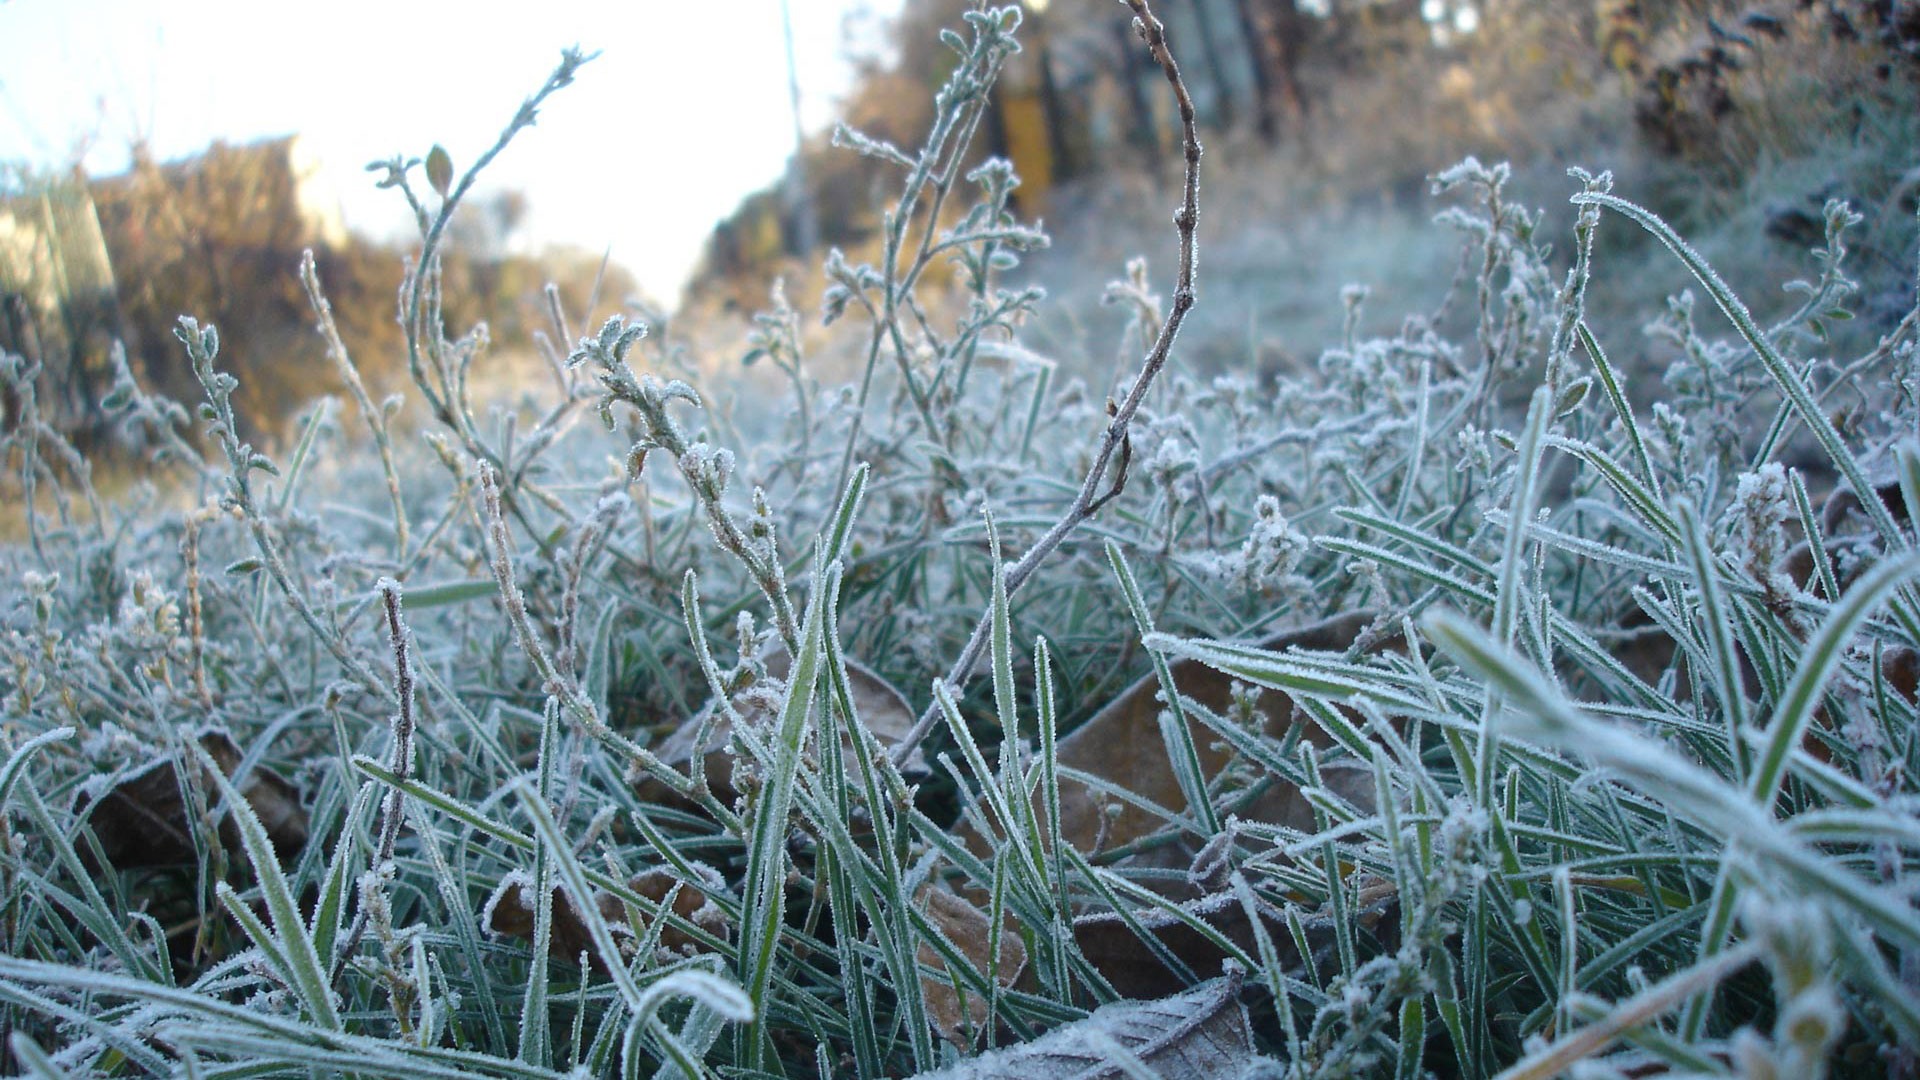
[0,0,903,304]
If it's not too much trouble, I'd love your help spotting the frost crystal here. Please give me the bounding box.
[1147,434,1201,504]
[1237,495,1310,593]
[1731,462,1795,605]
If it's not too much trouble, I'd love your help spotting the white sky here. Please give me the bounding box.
[0,0,903,305]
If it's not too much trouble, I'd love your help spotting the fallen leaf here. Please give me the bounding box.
[76,730,308,870]
[961,611,1383,883]
[1821,475,1910,536]
[484,867,725,969]
[1071,872,1398,1000]
[908,968,1264,1080]
[644,647,923,805]
[916,882,1029,1050]
[946,611,1401,995]
[1880,645,1918,703]
[1057,611,1382,858]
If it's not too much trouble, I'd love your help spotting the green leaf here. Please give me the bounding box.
[192,741,341,1030]
[334,578,495,613]
[0,726,73,810]
[1553,376,1591,417]
[426,144,454,197]
[738,554,838,1067]
[1675,499,1750,783]
[1749,549,1920,809]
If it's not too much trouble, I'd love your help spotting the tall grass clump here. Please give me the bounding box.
[2,2,1919,1077]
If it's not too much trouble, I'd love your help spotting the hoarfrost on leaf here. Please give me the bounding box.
[906,971,1256,1080]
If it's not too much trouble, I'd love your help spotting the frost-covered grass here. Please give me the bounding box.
[2,2,1919,1078]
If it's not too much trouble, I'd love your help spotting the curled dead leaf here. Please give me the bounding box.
[909,968,1262,1080]
[1880,645,1919,703]
[75,730,308,870]
[963,611,1385,881]
[1072,871,1397,1000]
[915,882,1030,1050]
[484,867,725,969]
[641,647,924,806]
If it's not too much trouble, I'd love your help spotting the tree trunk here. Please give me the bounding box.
[1035,18,1078,181]
[1231,0,1280,141]
[1270,0,1313,126]
[1187,0,1239,130]
[1114,14,1165,165]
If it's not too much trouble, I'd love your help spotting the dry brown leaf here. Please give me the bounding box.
[76,730,308,870]
[642,648,923,806]
[916,887,1024,1047]
[909,968,1262,1080]
[1073,872,1399,1000]
[1053,611,1382,858]
[484,867,723,969]
[1884,645,1920,703]
[942,611,1402,996]
[959,611,1383,878]
[915,882,1029,1050]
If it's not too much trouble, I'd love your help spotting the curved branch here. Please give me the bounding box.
[892,0,1203,766]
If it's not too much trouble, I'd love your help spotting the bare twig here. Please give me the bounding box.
[180,510,213,707]
[302,251,411,559]
[892,0,1202,766]
[375,579,416,866]
[172,317,394,705]
[332,577,420,977]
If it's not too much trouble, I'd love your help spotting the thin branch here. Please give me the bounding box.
[375,579,416,866]
[302,252,411,558]
[892,0,1203,766]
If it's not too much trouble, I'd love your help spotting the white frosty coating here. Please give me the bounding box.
[682,860,728,892]
[910,972,1253,1080]
[1147,434,1202,505]
[1429,155,1506,195]
[591,490,631,522]
[477,870,536,937]
[679,442,735,499]
[1,0,1909,1071]
[1731,462,1797,603]
[1185,817,1241,889]
[115,571,182,647]
[1650,401,1692,464]
[1072,885,1276,934]
[1237,495,1310,593]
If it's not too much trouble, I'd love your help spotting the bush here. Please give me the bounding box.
[1,2,1917,1077]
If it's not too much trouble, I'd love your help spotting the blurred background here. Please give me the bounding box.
[2,0,1916,451]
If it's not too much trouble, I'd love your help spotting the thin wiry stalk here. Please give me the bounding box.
[301,251,411,558]
[892,0,1203,767]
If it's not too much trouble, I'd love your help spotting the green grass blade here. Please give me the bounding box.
[739,555,837,1065]
[1574,190,1906,549]
[822,462,870,567]
[1675,499,1751,782]
[1576,321,1661,500]
[191,741,341,1030]
[311,782,377,967]
[1107,541,1220,834]
[0,726,73,810]
[1750,549,1920,808]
